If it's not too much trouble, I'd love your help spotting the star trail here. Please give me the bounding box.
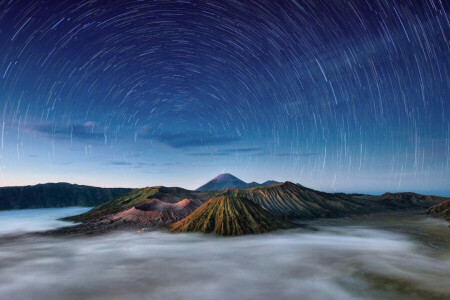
[0,0,448,195]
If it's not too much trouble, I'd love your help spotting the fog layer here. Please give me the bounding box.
[0,209,449,300]
[0,207,91,234]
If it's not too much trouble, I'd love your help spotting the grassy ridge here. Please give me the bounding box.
[221,182,366,219]
[62,187,159,222]
[169,196,295,236]
[63,186,215,222]
[63,182,447,224]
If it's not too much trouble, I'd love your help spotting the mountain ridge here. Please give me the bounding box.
[61,181,448,235]
[0,182,132,210]
[62,186,214,223]
[196,173,288,191]
[168,196,295,236]
[425,199,450,221]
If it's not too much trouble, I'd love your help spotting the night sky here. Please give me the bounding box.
[0,0,448,195]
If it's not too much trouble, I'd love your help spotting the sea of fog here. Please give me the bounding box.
[0,207,91,234]
[0,207,449,300]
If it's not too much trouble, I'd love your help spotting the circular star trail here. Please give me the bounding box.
[0,0,448,194]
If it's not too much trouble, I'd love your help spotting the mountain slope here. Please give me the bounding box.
[196,173,285,191]
[0,183,131,210]
[196,173,247,191]
[63,186,213,223]
[168,196,295,236]
[96,198,199,229]
[221,182,366,219]
[195,173,307,191]
[62,182,448,234]
[222,183,447,220]
[425,199,450,221]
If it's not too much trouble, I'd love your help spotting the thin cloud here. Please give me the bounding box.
[138,129,241,149]
[276,152,319,157]
[188,147,261,156]
[32,122,106,142]
[109,161,133,166]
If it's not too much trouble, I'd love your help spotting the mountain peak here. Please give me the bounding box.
[212,173,240,181]
[196,173,246,191]
[281,181,298,187]
[196,173,286,191]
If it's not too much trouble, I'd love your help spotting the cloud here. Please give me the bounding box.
[157,133,240,148]
[223,147,261,153]
[188,147,261,156]
[33,122,105,141]
[139,129,241,149]
[276,152,319,157]
[1,225,448,300]
[109,161,133,166]
[188,152,230,157]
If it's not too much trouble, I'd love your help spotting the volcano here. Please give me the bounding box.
[195,173,287,191]
[196,173,247,191]
[61,183,447,235]
[168,196,295,236]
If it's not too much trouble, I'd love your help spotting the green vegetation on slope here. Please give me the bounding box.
[168,196,295,236]
[62,187,159,222]
[62,182,447,227]
[221,182,366,219]
[0,183,131,210]
[221,182,447,220]
[63,186,214,222]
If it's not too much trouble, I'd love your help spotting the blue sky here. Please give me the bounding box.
[0,0,448,195]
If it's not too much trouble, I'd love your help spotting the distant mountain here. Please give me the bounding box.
[196,173,246,191]
[425,199,450,221]
[62,182,448,235]
[262,180,282,186]
[0,183,131,210]
[168,196,295,236]
[196,173,283,191]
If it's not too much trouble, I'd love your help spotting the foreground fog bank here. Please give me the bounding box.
[0,214,449,300]
[0,207,91,234]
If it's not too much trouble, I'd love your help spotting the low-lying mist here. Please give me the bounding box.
[0,207,91,234]
[0,215,449,300]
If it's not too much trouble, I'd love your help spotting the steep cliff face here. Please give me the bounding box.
[0,183,131,210]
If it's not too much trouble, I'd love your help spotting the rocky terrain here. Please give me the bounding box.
[221,182,447,219]
[425,199,450,221]
[62,186,212,223]
[58,174,448,235]
[168,196,295,236]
